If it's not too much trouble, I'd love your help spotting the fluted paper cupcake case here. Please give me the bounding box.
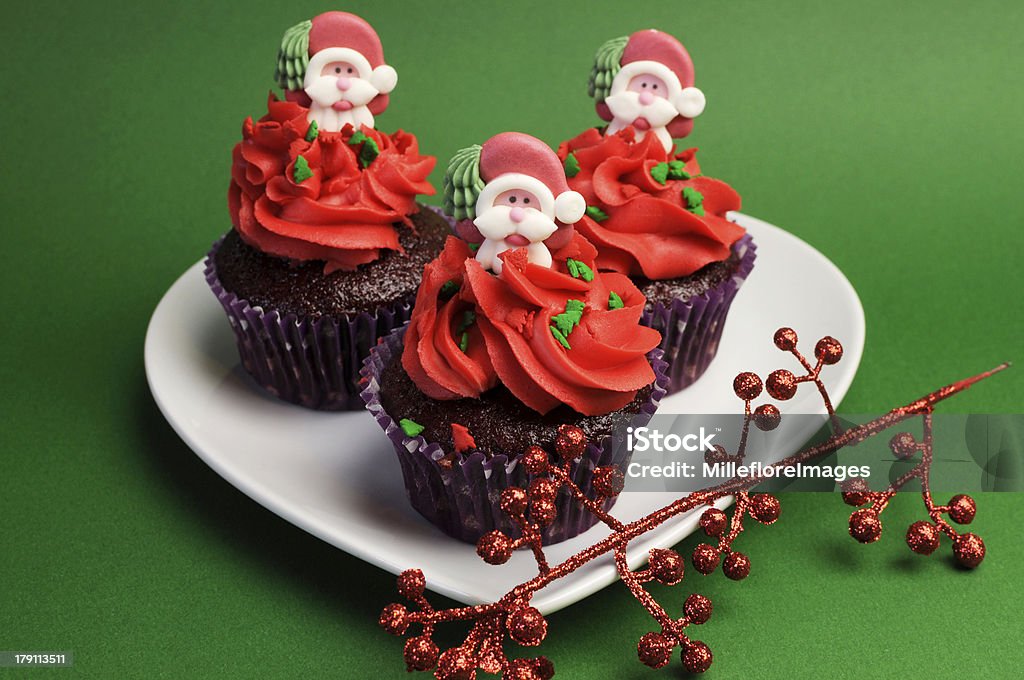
[360,325,669,545]
[204,206,454,410]
[642,233,757,394]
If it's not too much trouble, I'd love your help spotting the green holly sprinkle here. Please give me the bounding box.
[608,291,624,310]
[304,120,319,142]
[683,186,704,213]
[550,325,571,350]
[439,280,459,300]
[348,130,380,167]
[651,160,693,185]
[585,205,608,222]
[468,243,480,253]
[359,141,380,166]
[454,310,475,352]
[650,162,669,185]
[551,313,575,337]
[667,159,691,180]
[550,299,585,345]
[399,418,424,437]
[292,155,313,183]
[567,258,594,282]
[564,152,581,178]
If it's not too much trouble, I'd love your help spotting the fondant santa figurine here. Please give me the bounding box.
[589,29,706,152]
[443,132,586,274]
[274,11,398,132]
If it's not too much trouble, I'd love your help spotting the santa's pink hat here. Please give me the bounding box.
[479,132,586,224]
[308,11,386,67]
[621,29,695,89]
[480,133,571,195]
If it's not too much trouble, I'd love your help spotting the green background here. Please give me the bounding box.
[2,0,1021,677]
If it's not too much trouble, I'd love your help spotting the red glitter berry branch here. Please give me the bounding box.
[378,328,1008,678]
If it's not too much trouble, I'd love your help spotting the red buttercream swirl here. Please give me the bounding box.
[228,93,436,273]
[402,234,662,416]
[557,127,745,279]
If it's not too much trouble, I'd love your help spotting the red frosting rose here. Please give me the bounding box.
[402,234,662,416]
[228,93,436,273]
[557,127,745,280]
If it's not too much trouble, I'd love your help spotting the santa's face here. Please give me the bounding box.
[605,71,679,134]
[475,189,556,246]
[627,74,669,102]
[473,186,559,273]
[306,61,381,112]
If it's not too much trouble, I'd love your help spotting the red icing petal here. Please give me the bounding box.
[592,154,647,206]
[255,196,401,251]
[239,140,284,186]
[475,316,563,415]
[266,168,320,202]
[401,238,497,400]
[403,311,462,401]
[318,136,362,181]
[575,195,731,279]
[432,300,496,395]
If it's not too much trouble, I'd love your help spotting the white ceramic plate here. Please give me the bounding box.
[145,212,864,614]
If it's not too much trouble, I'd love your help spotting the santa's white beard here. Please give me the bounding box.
[604,90,679,151]
[305,75,381,132]
[473,206,559,274]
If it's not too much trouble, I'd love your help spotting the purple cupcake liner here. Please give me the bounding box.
[203,208,453,410]
[641,233,757,394]
[360,325,670,545]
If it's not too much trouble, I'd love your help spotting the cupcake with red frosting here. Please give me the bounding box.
[558,30,756,393]
[361,133,668,544]
[205,11,446,410]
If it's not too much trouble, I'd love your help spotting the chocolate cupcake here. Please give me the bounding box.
[206,11,445,410]
[557,30,756,394]
[361,133,667,544]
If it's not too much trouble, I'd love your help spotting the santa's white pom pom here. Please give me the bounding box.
[371,64,398,94]
[554,190,586,224]
[675,87,706,119]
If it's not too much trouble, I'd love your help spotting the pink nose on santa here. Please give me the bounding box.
[509,206,526,223]
[639,90,655,105]
[335,76,352,91]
